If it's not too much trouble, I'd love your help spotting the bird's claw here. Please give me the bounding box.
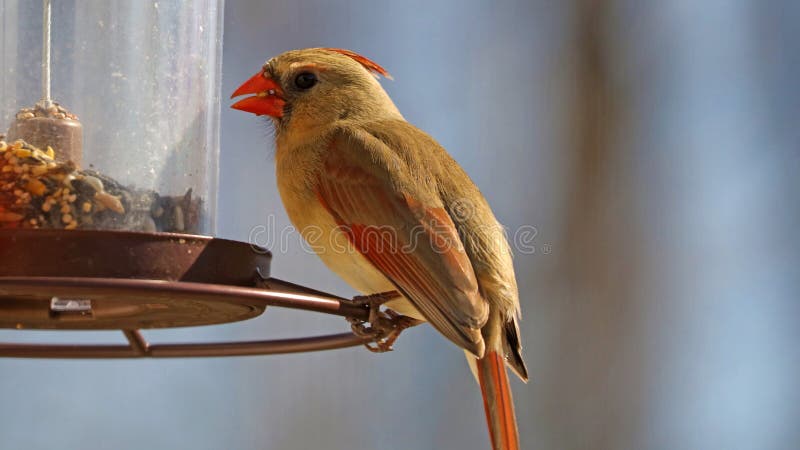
[351,291,402,308]
[348,291,421,352]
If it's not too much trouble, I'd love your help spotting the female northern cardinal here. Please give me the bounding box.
[231,48,528,450]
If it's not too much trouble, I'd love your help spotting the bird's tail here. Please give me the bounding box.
[476,351,520,450]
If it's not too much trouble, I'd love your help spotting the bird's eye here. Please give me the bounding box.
[294,72,318,90]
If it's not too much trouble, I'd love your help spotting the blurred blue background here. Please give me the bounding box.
[1,1,799,449]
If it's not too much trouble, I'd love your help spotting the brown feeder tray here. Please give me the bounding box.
[0,229,373,358]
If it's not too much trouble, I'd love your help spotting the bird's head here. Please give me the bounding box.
[231,48,402,134]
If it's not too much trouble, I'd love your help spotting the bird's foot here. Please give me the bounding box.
[348,291,422,353]
[351,291,402,308]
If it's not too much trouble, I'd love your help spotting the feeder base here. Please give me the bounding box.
[0,229,273,329]
[0,230,385,358]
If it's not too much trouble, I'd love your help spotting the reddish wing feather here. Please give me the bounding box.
[323,48,393,79]
[315,132,488,355]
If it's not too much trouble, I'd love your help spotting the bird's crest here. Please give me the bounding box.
[323,48,393,80]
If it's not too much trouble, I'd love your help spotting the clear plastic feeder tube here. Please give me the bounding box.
[0,0,223,234]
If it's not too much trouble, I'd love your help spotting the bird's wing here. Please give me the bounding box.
[316,127,489,356]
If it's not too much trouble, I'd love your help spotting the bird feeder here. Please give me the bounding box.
[0,0,401,358]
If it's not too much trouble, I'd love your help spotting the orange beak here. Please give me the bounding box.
[230,71,285,118]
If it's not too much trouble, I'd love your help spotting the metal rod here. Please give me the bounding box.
[40,0,53,109]
[122,330,148,355]
[0,277,370,321]
[0,343,136,358]
[148,333,368,358]
[0,333,368,359]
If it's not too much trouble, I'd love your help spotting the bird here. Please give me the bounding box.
[231,48,528,450]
